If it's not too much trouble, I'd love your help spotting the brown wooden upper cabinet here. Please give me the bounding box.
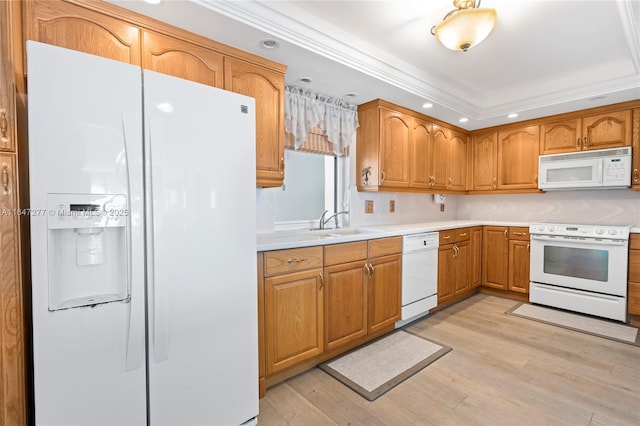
[471,131,498,191]
[357,101,411,191]
[24,0,287,188]
[378,107,411,188]
[497,125,540,190]
[540,110,632,155]
[24,0,142,66]
[141,31,224,88]
[224,57,286,188]
[633,108,640,189]
[448,129,468,191]
[410,117,433,189]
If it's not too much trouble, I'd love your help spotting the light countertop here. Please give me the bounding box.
[257,220,531,251]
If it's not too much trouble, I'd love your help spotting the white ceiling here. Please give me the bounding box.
[109,0,640,130]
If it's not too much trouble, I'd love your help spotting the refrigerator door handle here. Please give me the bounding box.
[147,114,170,363]
[121,111,144,372]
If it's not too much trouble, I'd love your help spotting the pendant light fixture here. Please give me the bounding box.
[431,0,497,52]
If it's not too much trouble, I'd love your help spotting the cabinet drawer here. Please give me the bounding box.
[630,234,640,250]
[439,228,470,245]
[264,246,323,276]
[509,227,530,241]
[368,236,402,258]
[324,241,368,267]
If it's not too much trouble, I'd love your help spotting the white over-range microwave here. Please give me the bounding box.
[538,146,632,190]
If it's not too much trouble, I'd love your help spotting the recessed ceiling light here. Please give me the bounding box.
[458,117,469,123]
[143,0,162,4]
[345,93,358,98]
[298,77,312,84]
[260,39,280,49]
[507,113,518,119]
[422,102,434,109]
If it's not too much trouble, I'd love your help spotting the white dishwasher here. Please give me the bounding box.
[396,232,439,328]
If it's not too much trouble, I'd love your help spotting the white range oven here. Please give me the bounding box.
[529,222,631,322]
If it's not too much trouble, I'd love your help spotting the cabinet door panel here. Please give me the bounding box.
[410,118,432,188]
[540,118,581,154]
[448,130,468,191]
[0,154,24,425]
[265,269,323,374]
[582,110,632,150]
[482,226,509,289]
[430,126,449,190]
[497,125,539,189]
[368,254,401,334]
[142,31,223,88]
[225,57,285,187]
[632,108,640,189]
[438,245,454,303]
[472,132,497,191]
[454,241,470,295]
[508,240,530,293]
[0,0,15,152]
[324,261,367,351]
[25,0,141,65]
[470,227,483,288]
[379,108,410,187]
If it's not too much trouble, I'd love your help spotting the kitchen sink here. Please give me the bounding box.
[309,227,379,238]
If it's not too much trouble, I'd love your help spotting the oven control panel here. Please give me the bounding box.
[529,222,631,240]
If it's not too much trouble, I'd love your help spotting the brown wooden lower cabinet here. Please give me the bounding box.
[264,268,324,375]
[628,234,640,318]
[323,259,368,351]
[482,226,530,295]
[259,236,401,391]
[438,228,473,305]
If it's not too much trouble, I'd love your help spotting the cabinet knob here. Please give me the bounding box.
[504,229,508,240]
[634,168,638,183]
[380,170,386,184]
[576,137,581,150]
[583,136,589,147]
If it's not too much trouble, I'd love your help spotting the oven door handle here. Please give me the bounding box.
[530,234,627,247]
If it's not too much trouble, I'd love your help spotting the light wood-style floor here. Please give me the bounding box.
[258,294,640,426]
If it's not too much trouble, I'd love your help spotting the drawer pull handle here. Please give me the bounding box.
[287,257,305,264]
[459,233,467,237]
[443,235,451,240]
[513,232,526,236]
[0,108,8,144]
[1,163,9,194]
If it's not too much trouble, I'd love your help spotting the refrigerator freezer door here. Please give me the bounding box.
[144,70,258,425]
[27,41,147,425]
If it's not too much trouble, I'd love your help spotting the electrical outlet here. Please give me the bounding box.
[365,200,374,214]
[389,200,395,213]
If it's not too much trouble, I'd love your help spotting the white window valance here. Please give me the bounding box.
[284,85,359,156]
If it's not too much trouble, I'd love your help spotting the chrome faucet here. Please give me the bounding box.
[321,210,349,230]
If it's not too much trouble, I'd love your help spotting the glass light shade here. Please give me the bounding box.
[433,8,497,52]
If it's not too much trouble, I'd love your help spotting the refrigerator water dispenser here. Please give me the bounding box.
[47,193,129,310]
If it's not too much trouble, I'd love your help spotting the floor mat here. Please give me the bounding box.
[506,303,640,346]
[319,330,451,401]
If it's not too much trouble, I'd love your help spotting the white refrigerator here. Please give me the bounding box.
[27,41,258,425]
